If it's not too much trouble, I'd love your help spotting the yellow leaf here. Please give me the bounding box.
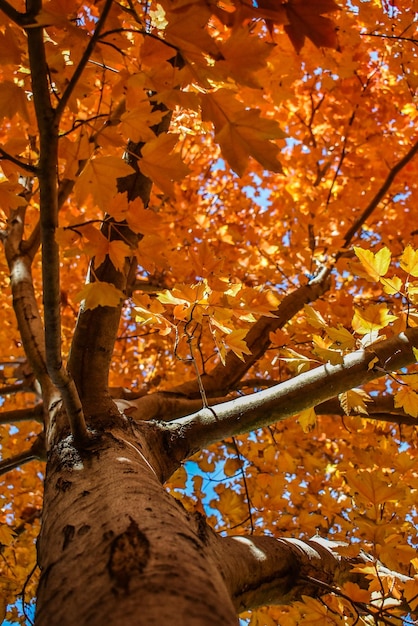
[126,198,162,235]
[139,134,190,195]
[224,329,252,361]
[326,325,355,349]
[81,224,109,268]
[340,582,371,604]
[75,157,134,210]
[0,524,15,546]
[352,304,397,335]
[74,281,125,309]
[298,407,316,433]
[394,386,418,418]
[202,90,284,176]
[345,469,406,507]
[400,245,418,277]
[381,276,403,295]
[304,305,327,329]
[339,389,371,415]
[353,246,391,282]
[313,335,343,365]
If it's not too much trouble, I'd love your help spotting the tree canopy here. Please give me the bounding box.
[0,0,418,624]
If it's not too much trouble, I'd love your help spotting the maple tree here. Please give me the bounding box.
[0,0,418,624]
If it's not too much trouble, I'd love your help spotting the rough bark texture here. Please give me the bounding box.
[35,419,239,626]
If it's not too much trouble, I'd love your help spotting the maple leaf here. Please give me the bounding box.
[139,134,190,195]
[0,524,16,547]
[339,389,371,416]
[353,246,391,282]
[74,281,125,309]
[298,407,316,433]
[394,387,418,418]
[284,0,340,53]
[345,469,406,507]
[400,245,418,277]
[0,81,30,122]
[202,90,284,176]
[352,304,398,335]
[223,329,252,361]
[74,157,134,211]
[120,102,165,143]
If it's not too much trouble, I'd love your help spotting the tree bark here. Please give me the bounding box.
[35,418,239,626]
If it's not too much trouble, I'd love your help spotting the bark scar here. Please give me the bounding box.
[108,517,150,593]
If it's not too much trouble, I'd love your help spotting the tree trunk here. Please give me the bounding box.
[35,420,238,626]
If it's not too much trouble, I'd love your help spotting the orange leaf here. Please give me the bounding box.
[120,102,164,143]
[139,134,190,195]
[284,0,340,52]
[75,157,134,211]
[0,81,29,122]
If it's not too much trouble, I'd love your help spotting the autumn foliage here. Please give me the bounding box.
[0,0,418,624]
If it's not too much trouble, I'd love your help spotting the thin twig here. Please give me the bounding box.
[0,148,37,173]
[343,139,418,247]
[55,0,114,119]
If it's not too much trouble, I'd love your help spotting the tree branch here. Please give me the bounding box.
[2,207,54,397]
[26,1,88,444]
[343,139,418,247]
[68,111,172,413]
[0,147,37,173]
[54,0,114,120]
[137,138,418,419]
[211,534,411,613]
[0,0,25,25]
[0,404,43,425]
[316,396,418,426]
[0,433,45,476]
[168,328,418,458]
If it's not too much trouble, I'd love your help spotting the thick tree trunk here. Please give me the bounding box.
[35,421,238,626]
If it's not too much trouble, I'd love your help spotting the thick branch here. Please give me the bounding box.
[2,208,54,397]
[68,113,172,412]
[0,0,25,24]
[211,534,411,613]
[316,396,418,425]
[168,328,418,458]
